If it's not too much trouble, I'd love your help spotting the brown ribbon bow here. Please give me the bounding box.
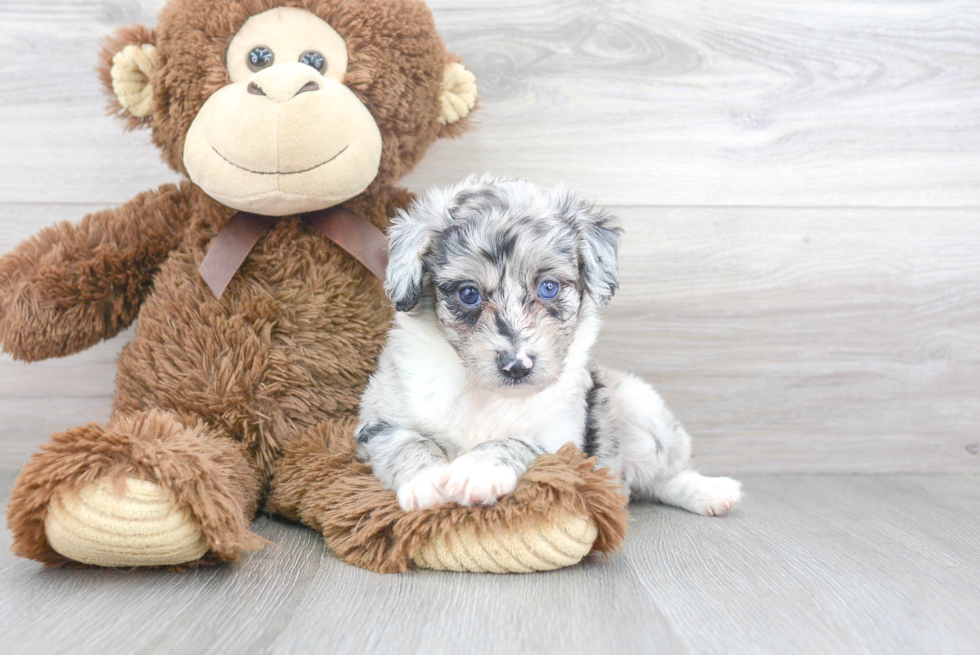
[199,206,389,299]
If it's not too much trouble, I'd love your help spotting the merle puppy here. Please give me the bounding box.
[356,175,742,514]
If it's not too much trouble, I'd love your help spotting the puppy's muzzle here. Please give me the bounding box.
[497,351,534,380]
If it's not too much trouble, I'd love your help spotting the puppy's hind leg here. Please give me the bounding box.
[652,471,742,517]
[601,368,742,516]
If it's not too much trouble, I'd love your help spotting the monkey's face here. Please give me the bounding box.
[98,0,477,217]
[182,8,382,216]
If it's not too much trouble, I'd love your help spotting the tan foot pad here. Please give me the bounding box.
[411,512,599,573]
[44,477,208,567]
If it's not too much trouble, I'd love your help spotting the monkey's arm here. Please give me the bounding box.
[0,182,193,362]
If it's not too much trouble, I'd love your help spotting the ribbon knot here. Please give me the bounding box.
[198,206,389,299]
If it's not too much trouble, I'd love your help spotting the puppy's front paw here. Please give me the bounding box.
[397,466,450,512]
[439,457,518,507]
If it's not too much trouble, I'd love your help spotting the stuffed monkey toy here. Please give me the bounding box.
[2,0,626,573]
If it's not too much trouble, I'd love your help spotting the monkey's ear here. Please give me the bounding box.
[561,190,622,306]
[98,25,158,129]
[385,185,459,311]
[438,62,477,136]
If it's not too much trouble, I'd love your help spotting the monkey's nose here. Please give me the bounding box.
[248,80,320,98]
[497,352,534,380]
[246,64,323,103]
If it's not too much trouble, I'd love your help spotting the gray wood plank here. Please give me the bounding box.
[596,206,980,474]
[2,471,978,654]
[3,204,978,473]
[1,0,978,206]
[411,0,980,208]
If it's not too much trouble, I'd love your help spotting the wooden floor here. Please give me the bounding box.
[2,471,979,654]
[2,0,979,652]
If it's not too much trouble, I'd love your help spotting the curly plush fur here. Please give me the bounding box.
[3,0,626,571]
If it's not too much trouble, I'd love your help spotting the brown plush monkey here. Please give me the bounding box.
[1,0,626,572]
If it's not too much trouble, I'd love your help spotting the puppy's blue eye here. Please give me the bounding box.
[458,286,482,306]
[538,280,560,300]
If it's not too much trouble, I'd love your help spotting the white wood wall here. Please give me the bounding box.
[1,0,978,473]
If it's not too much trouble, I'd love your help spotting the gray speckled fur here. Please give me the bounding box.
[360,175,742,514]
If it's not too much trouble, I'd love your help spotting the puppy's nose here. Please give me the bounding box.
[497,351,534,380]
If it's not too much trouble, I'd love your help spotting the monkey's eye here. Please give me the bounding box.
[299,51,326,72]
[538,280,560,300]
[247,46,274,72]
[458,286,482,306]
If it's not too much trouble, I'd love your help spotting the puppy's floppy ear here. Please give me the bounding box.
[386,174,496,310]
[560,189,622,306]
[385,187,455,311]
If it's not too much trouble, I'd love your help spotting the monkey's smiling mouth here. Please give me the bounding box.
[212,144,349,176]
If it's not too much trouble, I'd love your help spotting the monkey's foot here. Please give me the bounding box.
[44,477,208,567]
